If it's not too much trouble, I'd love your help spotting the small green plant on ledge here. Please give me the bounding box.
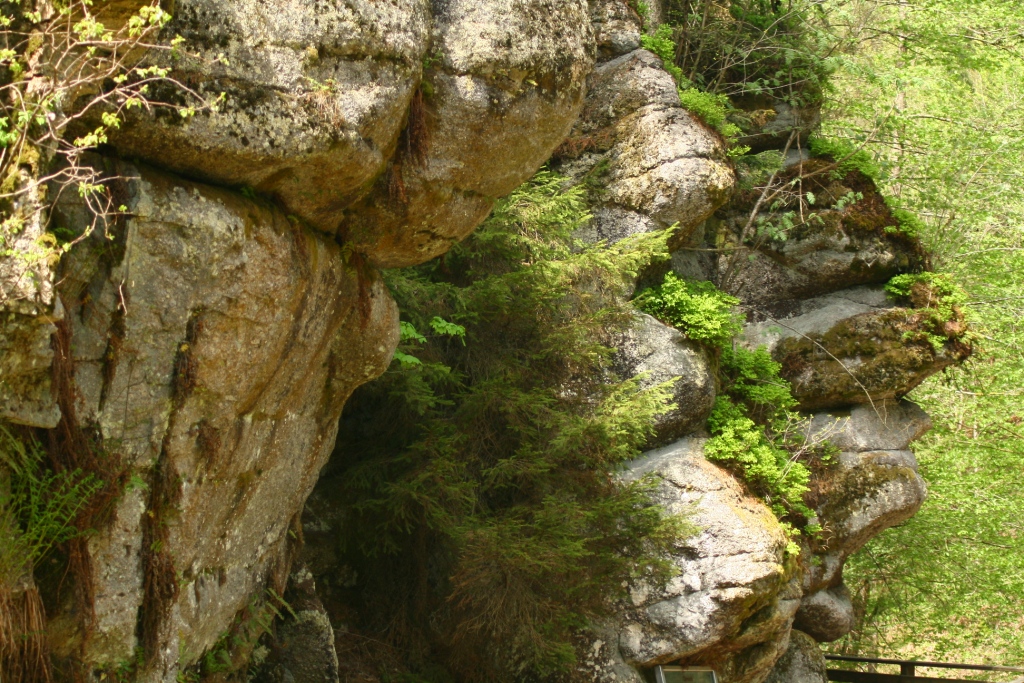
[704,347,828,548]
[883,198,926,238]
[885,272,974,352]
[633,272,742,347]
[808,136,882,181]
[678,88,743,141]
[641,24,686,84]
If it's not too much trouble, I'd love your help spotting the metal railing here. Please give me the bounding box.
[825,654,1024,683]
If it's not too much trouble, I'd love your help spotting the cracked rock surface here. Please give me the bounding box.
[49,160,398,678]
[580,438,800,683]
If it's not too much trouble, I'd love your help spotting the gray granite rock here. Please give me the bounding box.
[558,49,734,246]
[106,0,595,268]
[580,437,800,683]
[50,160,398,678]
[742,286,969,411]
[613,313,717,447]
[764,630,829,683]
[794,585,855,643]
[804,400,932,453]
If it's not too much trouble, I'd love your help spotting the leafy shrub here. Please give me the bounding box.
[883,200,926,238]
[642,24,686,84]
[703,346,828,542]
[640,23,745,141]
[736,150,785,189]
[885,272,973,352]
[678,88,743,139]
[809,136,882,180]
[885,272,959,301]
[332,171,693,681]
[705,397,812,529]
[719,346,797,422]
[633,273,742,347]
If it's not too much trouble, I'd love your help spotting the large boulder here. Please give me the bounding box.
[792,585,854,643]
[803,399,932,453]
[613,313,717,447]
[107,0,594,268]
[558,49,734,247]
[787,400,931,643]
[713,162,924,313]
[806,449,926,595]
[341,0,595,266]
[48,161,398,679]
[108,0,431,233]
[581,437,800,683]
[590,0,643,60]
[743,286,969,411]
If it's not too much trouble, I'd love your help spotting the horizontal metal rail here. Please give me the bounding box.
[828,671,988,683]
[825,654,1024,675]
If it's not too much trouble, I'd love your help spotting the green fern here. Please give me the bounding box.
[0,424,100,585]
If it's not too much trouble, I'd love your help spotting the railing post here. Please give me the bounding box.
[900,663,916,677]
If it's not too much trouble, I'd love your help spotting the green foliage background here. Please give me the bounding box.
[816,0,1024,675]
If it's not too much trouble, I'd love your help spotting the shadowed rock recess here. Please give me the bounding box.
[0,1,970,681]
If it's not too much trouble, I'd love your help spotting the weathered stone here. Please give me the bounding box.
[106,0,594,269]
[0,310,61,428]
[804,400,932,453]
[613,313,717,447]
[793,584,854,643]
[805,449,926,594]
[586,437,798,683]
[557,50,734,245]
[252,565,340,683]
[742,287,968,411]
[51,160,398,678]
[714,159,924,313]
[339,0,595,266]
[764,630,829,683]
[0,174,61,428]
[590,0,643,59]
[608,104,733,237]
[108,0,431,233]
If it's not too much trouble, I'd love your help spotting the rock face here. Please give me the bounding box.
[792,399,930,643]
[764,630,829,683]
[109,0,595,268]
[0,175,61,429]
[613,313,717,447]
[49,161,397,677]
[793,585,854,643]
[581,438,800,683]
[713,160,925,314]
[0,1,969,680]
[252,565,340,683]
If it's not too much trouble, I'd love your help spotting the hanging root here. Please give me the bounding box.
[403,87,431,168]
[0,585,53,683]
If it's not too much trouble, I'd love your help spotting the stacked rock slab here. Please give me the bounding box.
[571,2,960,679]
